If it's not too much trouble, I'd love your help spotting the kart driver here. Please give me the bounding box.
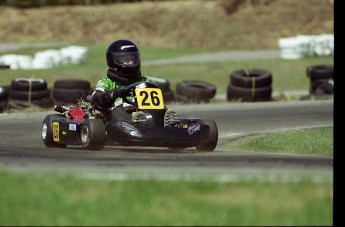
[91,39,149,112]
[91,39,176,125]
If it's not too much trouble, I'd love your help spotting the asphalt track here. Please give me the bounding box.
[0,45,334,181]
[0,99,333,181]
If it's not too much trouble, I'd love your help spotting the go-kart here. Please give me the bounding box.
[42,81,218,151]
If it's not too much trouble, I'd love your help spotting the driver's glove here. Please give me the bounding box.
[112,86,128,98]
[104,86,128,103]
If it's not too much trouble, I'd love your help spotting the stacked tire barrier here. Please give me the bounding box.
[7,78,53,109]
[0,64,10,69]
[227,69,273,102]
[52,79,93,105]
[0,85,8,112]
[147,76,175,103]
[306,64,333,96]
[175,80,216,103]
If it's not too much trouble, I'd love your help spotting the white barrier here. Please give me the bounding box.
[16,55,33,70]
[60,45,88,65]
[0,54,20,70]
[0,45,88,70]
[32,51,54,69]
[67,45,88,64]
[278,34,334,59]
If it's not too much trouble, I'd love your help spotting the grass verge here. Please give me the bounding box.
[220,127,333,157]
[0,45,333,98]
[0,46,333,226]
[0,170,333,226]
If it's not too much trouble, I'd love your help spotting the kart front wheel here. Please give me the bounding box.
[42,114,67,148]
[80,119,106,150]
[195,119,218,152]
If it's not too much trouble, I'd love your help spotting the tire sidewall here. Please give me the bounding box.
[175,80,216,101]
[54,80,91,90]
[11,78,47,91]
[196,119,218,152]
[306,64,333,81]
[42,114,66,147]
[81,119,106,150]
[230,69,272,88]
[227,84,272,101]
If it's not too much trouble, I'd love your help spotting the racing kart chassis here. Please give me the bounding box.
[42,82,218,151]
[105,117,211,148]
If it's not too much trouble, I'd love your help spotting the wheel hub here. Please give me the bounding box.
[42,123,47,140]
[81,126,89,144]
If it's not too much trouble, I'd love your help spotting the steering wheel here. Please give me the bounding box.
[122,81,160,106]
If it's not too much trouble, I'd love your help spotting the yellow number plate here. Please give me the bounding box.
[53,122,60,142]
[135,88,164,109]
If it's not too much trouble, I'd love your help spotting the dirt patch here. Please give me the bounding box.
[0,0,333,50]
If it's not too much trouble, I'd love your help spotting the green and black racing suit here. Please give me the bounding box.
[91,76,151,112]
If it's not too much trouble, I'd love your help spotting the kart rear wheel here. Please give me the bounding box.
[80,119,106,150]
[42,114,67,148]
[195,119,218,152]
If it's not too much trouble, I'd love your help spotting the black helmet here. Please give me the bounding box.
[106,39,141,82]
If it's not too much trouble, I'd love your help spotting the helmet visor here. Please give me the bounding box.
[112,52,140,66]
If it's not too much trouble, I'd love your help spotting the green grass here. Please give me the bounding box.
[0,45,333,226]
[0,1,334,224]
[0,46,333,155]
[221,127,333,157]
[0,170,333,226]
[0,44,333,98]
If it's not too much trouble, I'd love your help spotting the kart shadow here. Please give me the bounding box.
[64,145,197,154]
[105,146,198,154]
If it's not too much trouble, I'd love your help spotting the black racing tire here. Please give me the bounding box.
[230,69,272,88]
[80,119,106,150]
[0,85,8,100]
[11,78,47,91]
[174,93,192,103]
[195,119,218,152]
[0,100,7,113]
[32,98,54,108]
[163,89,175,103]
[175,80,216,102]
[306,64,333,81]
[310,79,334,95]
[52,88,92,104]
[322,79,334,94]
[227,84,272,102]
[8,88,51,100]
[147,77,170,92]
[54,79,91,90]
[0,64,10,69]
[42,114,67,148]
